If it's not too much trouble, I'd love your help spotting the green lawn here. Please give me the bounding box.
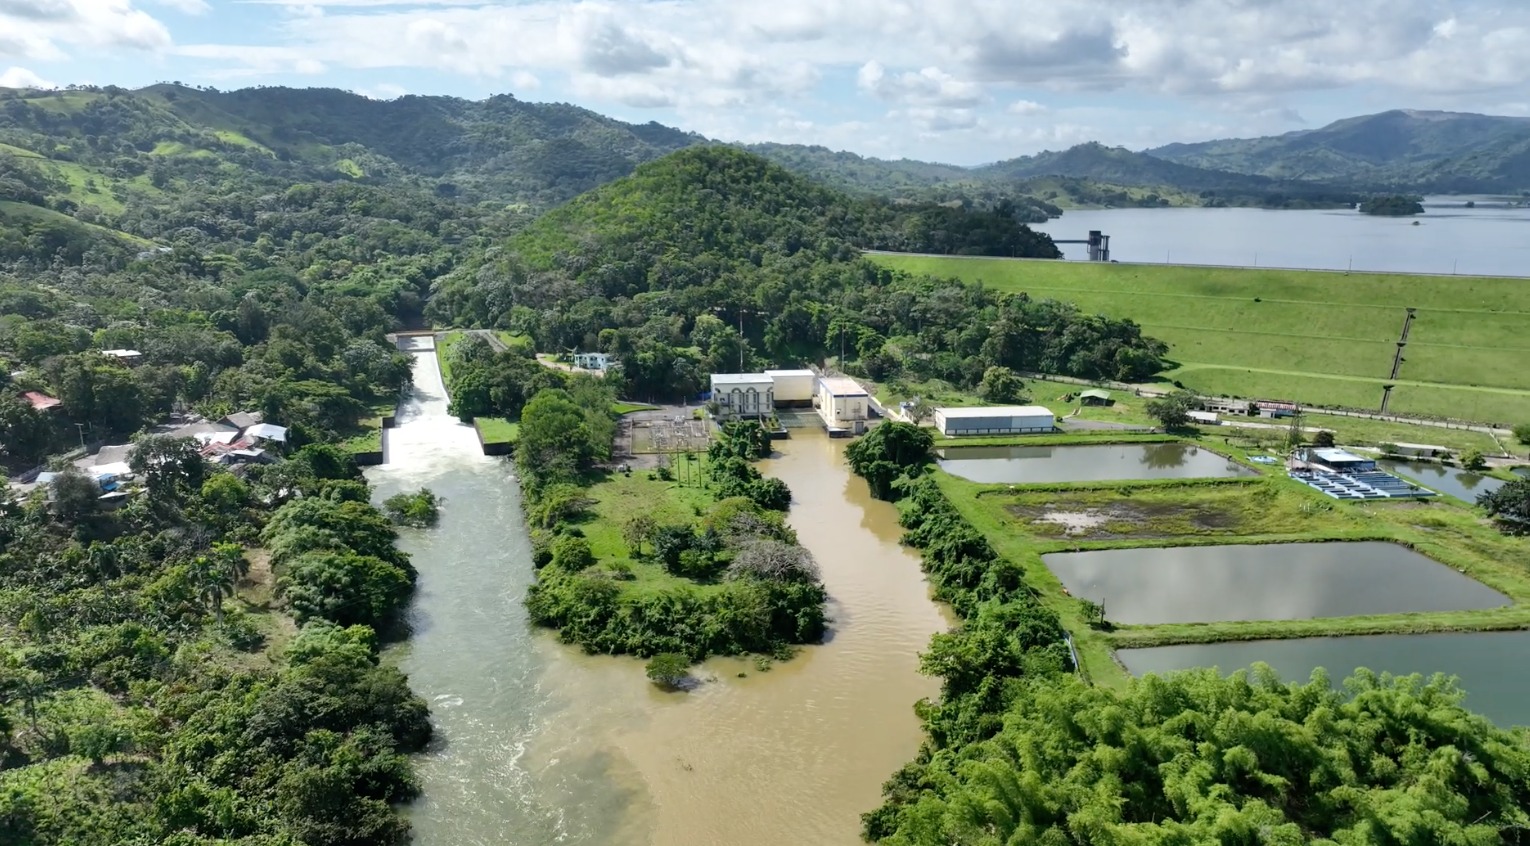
[871,256,1530,425]
[580,471,724,597]
[612,401,658,415]
[475,418,518,445]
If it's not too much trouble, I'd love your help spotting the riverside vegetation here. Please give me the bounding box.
[848,422,1530,844]
[0,442,434,845]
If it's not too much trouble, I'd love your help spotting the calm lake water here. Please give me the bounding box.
[371,347,946,845]
[1378,459,1506,503]
[1036,197,1530,276]
[937,443,1250,484]
[1119,631,1530,728]
[1043,542,1507,625]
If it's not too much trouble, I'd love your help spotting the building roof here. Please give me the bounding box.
[1187,411,1220,422]
[90,462,133,478]
[764,369,815,377]
[1079,388,1111,400]
[166,420,239,440]
[818,376,867,396]
[711,373,774,386]
[101,349,143,358]
[1312,448,1368,463]
[244,423,288,443]
[937,405,1053,418]
[21,391,61,411]
[222,410,263,430]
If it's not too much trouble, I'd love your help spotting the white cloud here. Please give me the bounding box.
[152,0,208,14]
[1008,99,1047,115]
[858,61,984,107]
[0,0,172,59]
[0,65,55,87]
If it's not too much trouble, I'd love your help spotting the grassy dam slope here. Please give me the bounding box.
[871,256,1530,425]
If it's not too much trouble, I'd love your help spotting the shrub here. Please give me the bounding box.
[1462,448,1487,472]
[382,488,440,527]
[1513,422,1530,446]
[645,653,690,688]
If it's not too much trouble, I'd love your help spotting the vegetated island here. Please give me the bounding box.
[521,409,826,664]
[1359,194,1426,215]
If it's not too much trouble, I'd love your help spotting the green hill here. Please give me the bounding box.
[431,147,1166,400]
[870,254,1530,425]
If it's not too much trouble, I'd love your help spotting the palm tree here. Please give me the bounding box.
[211,542,250,586]
[187,555,236,623]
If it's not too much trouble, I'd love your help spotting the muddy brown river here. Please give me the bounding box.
[369,345,947,845]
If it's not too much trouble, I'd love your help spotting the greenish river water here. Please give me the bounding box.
[1043,542,1507,625]
[369,347,947,845]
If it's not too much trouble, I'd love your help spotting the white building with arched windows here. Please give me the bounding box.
[710,373,775,419]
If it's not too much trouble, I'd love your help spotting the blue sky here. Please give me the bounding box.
[4,0,1530,164]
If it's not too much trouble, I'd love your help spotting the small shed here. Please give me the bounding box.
[935,405,1055,437]
[1079,388,1113,406]
[710,373,775,419]
[1304,447,1377,474]
[764,369,816,405]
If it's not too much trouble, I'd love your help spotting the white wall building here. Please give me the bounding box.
[817,376,869,433]
[710,373,775,419]
[934,405,1055,436]
[765,369,816,405]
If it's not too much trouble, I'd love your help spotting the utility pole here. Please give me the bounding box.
[75,423,86,450]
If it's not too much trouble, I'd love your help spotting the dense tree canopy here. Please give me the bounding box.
[877,666,1530,845]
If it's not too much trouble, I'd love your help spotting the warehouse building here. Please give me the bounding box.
[765,369,815,407]
[710,373,775,420]
[934,405,1055,437]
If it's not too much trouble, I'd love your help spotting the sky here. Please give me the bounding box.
[4,0,1530,164]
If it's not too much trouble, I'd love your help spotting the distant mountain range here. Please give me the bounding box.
[2,85,1527,247]
[1150,110,1530,193]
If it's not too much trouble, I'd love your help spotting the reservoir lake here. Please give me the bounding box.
[1036,197,1530,276]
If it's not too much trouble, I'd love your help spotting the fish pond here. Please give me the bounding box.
[1118,631,1530,728]
[1043,542,1508,625]
[1378,459,1506,503]
[936,443,1252,484]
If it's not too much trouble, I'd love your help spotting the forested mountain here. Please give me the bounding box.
[429,147,1166,402]
[1151,109,1530,192]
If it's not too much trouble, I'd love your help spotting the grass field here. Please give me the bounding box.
[580,470,724,596]
[871,256,1530,425]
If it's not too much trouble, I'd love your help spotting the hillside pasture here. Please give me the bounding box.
[872,255,1530,425]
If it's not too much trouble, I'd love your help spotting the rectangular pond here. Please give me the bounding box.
[1118,631,1530,728]
[1042,542,1508,624]
[1378,459,1505,503]
[936,443,1253,484]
